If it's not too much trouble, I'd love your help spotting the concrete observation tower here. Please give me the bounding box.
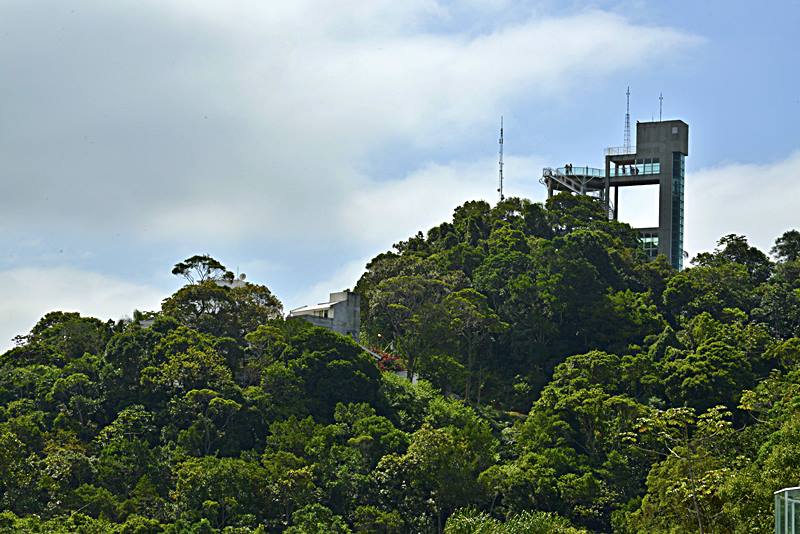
[541,119,688,270]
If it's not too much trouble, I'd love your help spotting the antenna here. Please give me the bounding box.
[659,92,663,121]
[624,86,631,152]
[498,116,505,201]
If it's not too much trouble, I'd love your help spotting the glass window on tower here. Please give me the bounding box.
[638,230,659,260]
[671,153,685,270]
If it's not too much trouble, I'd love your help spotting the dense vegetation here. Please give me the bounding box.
[1,195,799,533]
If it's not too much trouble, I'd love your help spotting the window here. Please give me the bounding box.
[638,230,659,260]
[671,152,685,270]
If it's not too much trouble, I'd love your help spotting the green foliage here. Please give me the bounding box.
[286,504,351,533]
[171,254,232,284]
[772,229,800,262]
[161,281,282,340]
[444,507,586,533]
[8,311,112,367]
[620,406,741,533]
[0,204,797,532]
[173,456,268,528]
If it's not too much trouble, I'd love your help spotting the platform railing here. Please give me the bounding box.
[554,166,604,178]
[605,146,636,156]
[610,163,661,177]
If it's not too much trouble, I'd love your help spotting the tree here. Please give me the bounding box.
[286,503,352,534]
[692,234,772,283]
[102,326,162,409]
[663,262,758,320]
[367,275,451,381]
[661,341,754,412]
[546,193,610,235]
[231,284,284,335]
[772,229,800,262]
[452,201,492,245]
[334,403,408,469]
[496,351,651,530]
[353,505,403,533]
[753,281,800,339]
[0,429,37,514]
[444,508,586,533]
[47,372,103,432]
[172,389,242,456]
[288,328,382,421]
[173,456,268,528]
[604,290,665,353]
[374,424,489,532]
[443,289,507,403]
[94,405,158,496]
[171,254,232,284]
[162,281,282,340]
[12,311,112,363]
[143,345,236,399]
[622,406,738,534]
[472,224,531,309]
[718,413,800,531]
[3,202,799,531]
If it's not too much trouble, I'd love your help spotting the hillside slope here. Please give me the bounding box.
[1,195,799,533]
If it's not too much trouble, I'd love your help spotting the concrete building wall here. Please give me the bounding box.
[604,120,688,270]
[289,290,361,339]
[636,120,689,155]
[329,291,360,338]
[640,120,688,270]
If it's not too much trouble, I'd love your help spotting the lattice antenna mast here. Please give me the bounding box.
[659,92,663,121]
[624,86,631,151]
[498,116,505,201]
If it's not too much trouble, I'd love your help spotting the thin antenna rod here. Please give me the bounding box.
[498,116,505,202]
[624,86,631,151]
[659,92,663,121]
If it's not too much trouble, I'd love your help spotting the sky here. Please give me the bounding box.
[1,0,799,351]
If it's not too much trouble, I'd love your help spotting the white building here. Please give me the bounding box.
[288,290,360,339]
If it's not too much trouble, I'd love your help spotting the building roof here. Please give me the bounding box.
[288,290,354,316]
[289,301,334,314]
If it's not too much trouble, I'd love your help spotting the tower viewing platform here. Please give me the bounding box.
[541,167,605,198]
[542,119,688,270]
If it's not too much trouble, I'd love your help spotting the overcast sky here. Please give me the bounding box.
[1,0,799,351]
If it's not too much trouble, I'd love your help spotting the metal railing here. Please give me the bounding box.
[552,166,604,178]
[543,163,661,179]
[605,146,636,156]
[609,163,661,177]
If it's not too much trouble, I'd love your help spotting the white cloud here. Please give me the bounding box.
[0,267,164,353]
[287,256,371,314]
[684,151,800,258]
[281,153,546,311]
[0,2,698,250]
[246,148,800,306]
[341,154,545,247]
[0,1,707,325]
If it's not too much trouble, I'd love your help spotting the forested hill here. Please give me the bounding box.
[2,194,800,533]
